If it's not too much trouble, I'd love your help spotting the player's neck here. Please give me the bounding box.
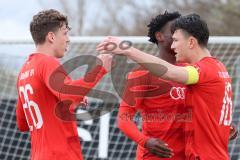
[189,47,211,64]
[35,45,56,57]
[158,47,176,64]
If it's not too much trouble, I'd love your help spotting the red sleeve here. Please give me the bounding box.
[15,95,29,132]
[193,59,218,85]
[193,63,207,84]
[41,56,107,105]
[117,105,150,147]
[117,68,151,147]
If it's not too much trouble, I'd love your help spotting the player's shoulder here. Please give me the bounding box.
[196,57,227,72]
[25,53,59,66]
[192,57,214,72]
[29,54,61,77]
[33,55,60,73]
[39,54,59,64]
[193,57,231,84]
[127,66,149,79]
[196,57,221,66]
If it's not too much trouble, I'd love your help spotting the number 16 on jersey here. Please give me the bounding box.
[219,82,233,126]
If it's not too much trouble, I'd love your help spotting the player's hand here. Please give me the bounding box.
[79,96,88,109]
[144,138,174,158]
[229,125,238,141]
[97,54,113,72]
[96,36,131,55]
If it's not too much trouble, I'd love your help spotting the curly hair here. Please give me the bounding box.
[147,11,181,44]
[30,9,69,44]
[171,13,209,47]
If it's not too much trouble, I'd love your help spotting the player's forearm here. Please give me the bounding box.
[59,65,107,104]
[118,107,150,147]
[126,47,188,84]
[72,65,107,90]
[126,47,172,69]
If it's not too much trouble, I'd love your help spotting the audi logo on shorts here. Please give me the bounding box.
[170,87,186,100]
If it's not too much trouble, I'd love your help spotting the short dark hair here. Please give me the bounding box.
[147,11,181,44]
[30,9,69,44]
[171,13,209,47]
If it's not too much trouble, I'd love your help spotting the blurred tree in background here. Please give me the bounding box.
[153,0,240,36]
[38,0,240,36]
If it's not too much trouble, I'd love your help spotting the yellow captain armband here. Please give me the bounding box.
[185,66,199,85]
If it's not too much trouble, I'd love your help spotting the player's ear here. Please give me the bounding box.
[155,32,164,42]
[47,32,55,43]
[188,36,196,49]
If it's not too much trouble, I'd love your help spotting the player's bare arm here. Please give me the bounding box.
[96,36,195,84]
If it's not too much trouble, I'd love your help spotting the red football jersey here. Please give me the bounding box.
[185,57,232,160]
[118,67,188,160]
[16,53,106,160]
